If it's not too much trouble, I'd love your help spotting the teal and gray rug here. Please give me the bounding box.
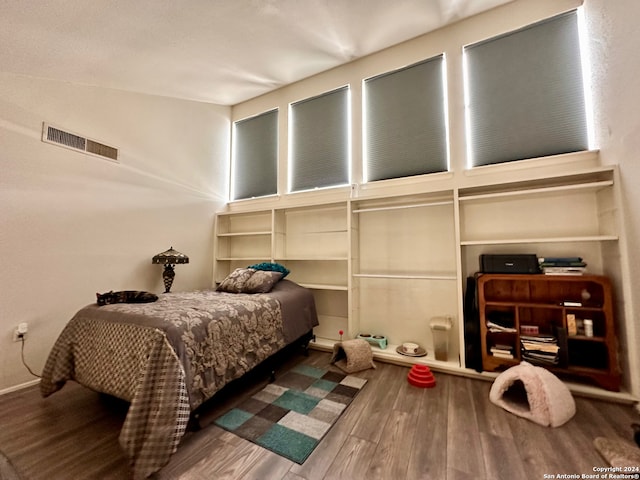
[214,364,367,464]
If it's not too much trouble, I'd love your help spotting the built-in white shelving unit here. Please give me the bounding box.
[457,168,620,282]
[214,157,633,395]
[349,191,460,368]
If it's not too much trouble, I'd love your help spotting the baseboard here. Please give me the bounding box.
[0,378,40,396]
[308,340,638,405]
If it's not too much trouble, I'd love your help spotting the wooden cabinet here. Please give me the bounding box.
[478,273,620,391]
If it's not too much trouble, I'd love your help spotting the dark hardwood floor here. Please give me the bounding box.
[1,350,638,480]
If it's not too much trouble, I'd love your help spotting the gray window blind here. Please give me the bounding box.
[232,109,278,200]
[364,55,448,182]
[290,86,350,192]
[465,9,588,167]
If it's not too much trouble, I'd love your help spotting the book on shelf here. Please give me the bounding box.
[490,343,514,359]
[491,351,514,359]
[520,334,560,365]
[520,325,539,336]
[486,321,517,333]
[562,301,582,307]
[538,257,587,275]
[520,334,557,343]
[490,346,513,353]
[520,341,559,353]
[521,352,560,365]
[542,266,587,275]
[538,256,584,265]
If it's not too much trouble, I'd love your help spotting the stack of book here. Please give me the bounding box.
[520,335,560,365]
[538,257,587,275]
[490,344,514,359]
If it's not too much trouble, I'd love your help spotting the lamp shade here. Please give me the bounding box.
[152,246,189,265]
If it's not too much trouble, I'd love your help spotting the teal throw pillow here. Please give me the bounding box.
[248,262,290,279]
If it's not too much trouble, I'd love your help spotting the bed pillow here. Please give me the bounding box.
[216,268,256,293]
[243,270,283,293]
[247,262,290,278]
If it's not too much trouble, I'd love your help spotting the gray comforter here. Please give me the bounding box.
[40,280,318,479]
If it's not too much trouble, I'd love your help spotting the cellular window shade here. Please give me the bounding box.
[465,9,588,167]
[365,55,447,181]
[233,109,278,200]
[290,86,349,192]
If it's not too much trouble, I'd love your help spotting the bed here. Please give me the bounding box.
[39,276,318,479]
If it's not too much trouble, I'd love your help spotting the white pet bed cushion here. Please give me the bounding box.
[489,361,576,427]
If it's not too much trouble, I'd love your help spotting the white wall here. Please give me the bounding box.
[0,73,230,391]
[585,0,640,393]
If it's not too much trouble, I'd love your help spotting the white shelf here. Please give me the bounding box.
[460,235,619,246]
[217,231,271,237]
[275,257,348,261]
[298,283,348,291]
[309,337,461,370]
[354,273,457,281]
[216,256,270,261]
[352,200,453,214]
[286,229,349,234]
[459,180,613,202]
[370,343,460,369]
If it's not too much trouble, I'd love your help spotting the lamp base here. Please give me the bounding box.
[162,264,175,293]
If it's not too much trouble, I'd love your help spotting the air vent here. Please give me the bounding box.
[42,123,119,162]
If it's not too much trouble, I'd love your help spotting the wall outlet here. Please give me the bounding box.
[13,322,28,342]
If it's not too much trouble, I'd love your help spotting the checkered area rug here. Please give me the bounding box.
[214,364,367,464]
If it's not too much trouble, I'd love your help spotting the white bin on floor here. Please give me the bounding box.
[430,316,453,361]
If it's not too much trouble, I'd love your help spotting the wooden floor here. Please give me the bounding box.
[1,350,638,480]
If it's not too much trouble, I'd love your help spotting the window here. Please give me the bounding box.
[464,9,588,167]
[289,86,350,192]
[232,109,278,200]
[364,55,448,182]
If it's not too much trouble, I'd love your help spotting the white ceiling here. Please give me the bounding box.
[0,0,512,106]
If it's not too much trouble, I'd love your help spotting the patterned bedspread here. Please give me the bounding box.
[39,280,318,479]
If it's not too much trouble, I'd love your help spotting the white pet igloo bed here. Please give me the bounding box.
[489,361,576,427]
